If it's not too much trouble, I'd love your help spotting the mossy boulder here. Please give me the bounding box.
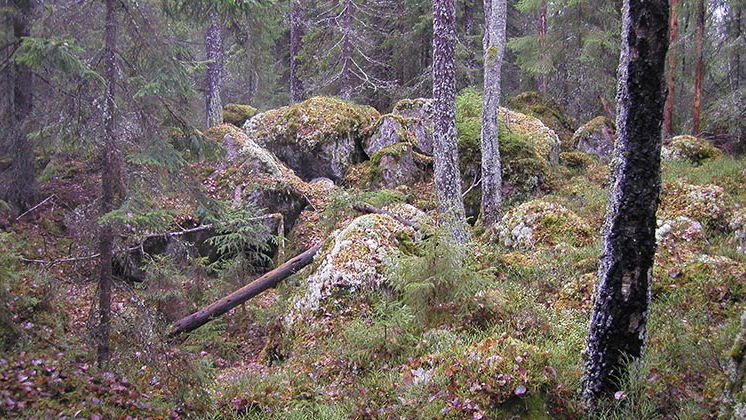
[369,142,431,189]
[659,181,733,230]
[284,213,416,325]
[362,114,417,156]
[507,91,576,148]
[730,209,746,254]
[243,97,379,183]
[392,98,434,154]
[198,124,308,233]
[571,116,615,160]
[662,135,722,164]
[223,103,259,127]
[559,151,598,171]
[488,200,595,250]
[655,216,707,255]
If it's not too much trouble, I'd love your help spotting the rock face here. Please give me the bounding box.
[392,98,435,155]
[662,135,722,164]
[572,116,615,160]
[200,124,308,233]
[488,200,594,250]
[370,143,430,189]
[223,104,259,127]
[285,214,415,325]
[243,97,379,183]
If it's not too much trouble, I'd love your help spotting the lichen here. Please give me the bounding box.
[488,200,595,250]
[662,135,722,165]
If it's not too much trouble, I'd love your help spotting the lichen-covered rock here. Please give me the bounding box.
[369,143,431,189]
[662,135,722,164]
[488,200,595,250]
[498,107,561,165]
[392,98,434,155]
[507,91,577,148]
[223,103,259,127]
[656,216,707,254]
[659,182,733,230]
[730,209,746,254]
[571,116,615,160]
[383,202,434,230]
[285,214,415,325]
[198,124,308,231]
[243,97,379,183]
[362,114,413,156]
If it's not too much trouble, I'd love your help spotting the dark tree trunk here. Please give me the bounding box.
[663,0,678,139]
[8,0,36,211]
[289,0,305,103]
[583,0,669,405]
[340,0,354,100]
[205,13,223,128]
[433,0,469,244]
[536,0,548,93]
[692,0,705,136]
[98,0,119,368]
[480,0,506,225]
[170,243,321,336]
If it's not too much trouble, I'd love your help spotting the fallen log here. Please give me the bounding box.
[169,242,322,337]
[352,203,420,231]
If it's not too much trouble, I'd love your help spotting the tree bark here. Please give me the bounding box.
[433,0,469,244]
[663,0,678,139]
[733,7,742,90]
[170,243,321,336]
[8,0,36,212]
[692,0,705,136]
[98,0,118,368]
[536,0,548,93]
[205,12,223,128]
[583,0,669,405]
[339,0,354,100]
[479,0,506,226]
[289,0,305,103]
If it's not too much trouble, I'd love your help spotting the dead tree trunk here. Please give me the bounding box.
[170,243,321,336]
[663,0,679,139]
[480,0,506,226]
[583,0,669,406]
[692,0,705,136]
[432,0,469,244]
[205,12,223,128]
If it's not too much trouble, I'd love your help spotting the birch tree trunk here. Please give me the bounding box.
[583,0,669,405]
[433,0,469,244]
[98,0,118,368]
[663,0,678,139]
[289,0,305,103]
[480,0,506,225]
[205,12,223,128]
[692,0,705,136]
[8,0,36,211]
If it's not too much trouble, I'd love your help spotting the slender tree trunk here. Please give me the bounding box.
[340,0,354,100]
[663,0,678,139]
[8,0,36,212]
[734,7,741,90]
[480,0,506,225]
[692,0,705,136]
[433,0,469,244]
[205,12,223,128]
[289,0,305,103]
[536,0,548,93]
[583,0,668,406]
[98,0,118,368]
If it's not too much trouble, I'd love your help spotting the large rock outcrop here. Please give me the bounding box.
[392,98,434,155]
[243,97,379,183]
[572,116,616,160]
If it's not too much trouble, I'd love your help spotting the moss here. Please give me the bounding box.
[559,151,597,171]
[489,199,595,250]
[223,103,259,127]
[245,96,380,150]
[659,181,733,230]
[392,98,432,114]
[507,91,576,147]
[662,135,722,165]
